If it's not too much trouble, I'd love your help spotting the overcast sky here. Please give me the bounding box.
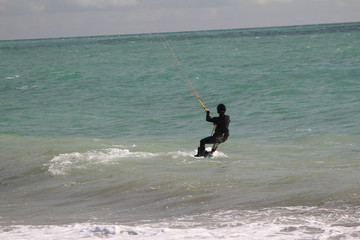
[0,0,359,40]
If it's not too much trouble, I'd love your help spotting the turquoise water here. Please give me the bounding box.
[1,22,360,239]
[2,22,360,140]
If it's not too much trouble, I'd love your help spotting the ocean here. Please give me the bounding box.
[1,22,360,239]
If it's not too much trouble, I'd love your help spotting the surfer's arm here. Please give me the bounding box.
[206,111,215,123]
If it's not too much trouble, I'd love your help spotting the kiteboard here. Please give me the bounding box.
[205,154,214,159]
[204,151,214,159]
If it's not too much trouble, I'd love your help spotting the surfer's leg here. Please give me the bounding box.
[210,143,219,155]
[201,136,216,147]
[195,136,216,157]
[210,136,227,156]
[194,147,205,157]
[198,136,216,157]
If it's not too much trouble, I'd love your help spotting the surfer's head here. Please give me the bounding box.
[217,104,226,114]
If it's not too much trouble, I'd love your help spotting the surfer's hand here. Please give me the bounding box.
[206,110,210,115]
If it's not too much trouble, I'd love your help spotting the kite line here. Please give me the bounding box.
[140,0,208,112]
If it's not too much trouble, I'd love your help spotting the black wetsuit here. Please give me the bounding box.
[199,111,230,155]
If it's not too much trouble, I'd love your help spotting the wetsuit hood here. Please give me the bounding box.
[217,104,226,114]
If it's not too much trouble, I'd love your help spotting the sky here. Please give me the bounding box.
[0,0,359,40]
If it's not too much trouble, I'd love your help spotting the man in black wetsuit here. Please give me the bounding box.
[195,104,230,157]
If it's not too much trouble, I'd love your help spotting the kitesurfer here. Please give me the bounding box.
[195,104,230,157]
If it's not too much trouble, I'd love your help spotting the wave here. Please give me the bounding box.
[1,134,360,226]
[1,205,360,240]
[46,147,158,176]
[45,146,228,176]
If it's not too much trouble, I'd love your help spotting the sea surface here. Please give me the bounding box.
[1,22,360,239]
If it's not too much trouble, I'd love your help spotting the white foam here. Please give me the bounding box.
[2,207,360,239]
[16,85,37,90]
[46,146,230,176]
[295,128,313,132]
[175,148,228,159]
[1,214,359,240]
[5,75,20,79]
[46,148,158,175]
